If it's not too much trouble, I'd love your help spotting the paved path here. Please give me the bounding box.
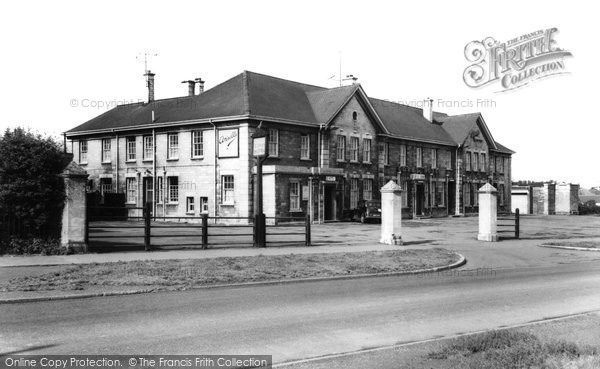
[2,262,599,364]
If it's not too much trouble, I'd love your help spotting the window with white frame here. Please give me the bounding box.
[416,147,423,167]
[300,135,310,159]
[143,136,153,161]
[289,181,301,211]
[336,135,346,161]
[363,179,372,201]
[400,144,406,166]
[167,176,179,203]
[126,177,136,204]
[156,177,163,203]
[200,197,208,213]
[167,133,179,159]
[101,138,111,163]
[268,129,279,157]
[431,149,437,168]
[186,197,195,214]
[350,179,359,209]
[221,175,235,205]
[79,140,88,163]
[126,137,136,161]
[363,138,371,163]
[350,137,359,162]
[436,181,445,206]
[192,130,203,158]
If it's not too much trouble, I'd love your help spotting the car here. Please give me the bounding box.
[354,199,381,223]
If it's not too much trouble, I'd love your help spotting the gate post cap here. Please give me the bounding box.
[478,183,497,193]
[381,180,403,193]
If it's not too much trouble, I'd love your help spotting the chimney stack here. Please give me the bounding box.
[181,80,196,96]
[195,78,205,94]
[423,97,433,122]
[144,70,156,102]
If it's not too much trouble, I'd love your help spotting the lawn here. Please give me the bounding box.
[543,241,600,249]
[0,248,460,293]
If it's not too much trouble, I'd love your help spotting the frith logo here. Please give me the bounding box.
[463,28,572,92]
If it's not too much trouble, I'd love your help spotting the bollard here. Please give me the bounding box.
[144,202,152,251]
[305,214,311,246]
[515,208,520,239]
[202,213,208,249]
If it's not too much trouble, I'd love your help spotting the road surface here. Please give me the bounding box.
[2,261,600,364]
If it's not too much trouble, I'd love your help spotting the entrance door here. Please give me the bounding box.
[324,185,336,221]
[143,178,154,207]
[448,181,456,215]
[416,183,425,216]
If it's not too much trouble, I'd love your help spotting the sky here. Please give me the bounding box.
[0,0,597,187]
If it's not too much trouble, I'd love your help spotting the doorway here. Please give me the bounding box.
[415,183,425,216]
[143,178,154,207]
[448,181,456,215]
[324,184,336,221]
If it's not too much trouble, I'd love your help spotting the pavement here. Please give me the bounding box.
[2,262,600,364]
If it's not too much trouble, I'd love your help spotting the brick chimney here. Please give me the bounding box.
[195,78,205,94]
[144,70,156,102]
[423,97,433,122]
[181,80,196,96]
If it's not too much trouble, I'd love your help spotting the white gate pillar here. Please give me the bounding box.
[380,180,403,245]
[477,183,498,242]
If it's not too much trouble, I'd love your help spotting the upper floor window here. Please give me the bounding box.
[101,138,111,163]
[79,140,88,164]
[497,156,504,173]
[400,145,406,167]
[416,147,423,168]
[380,142,389,165]
[167,133,179,159]
[126,137,136,161]
[480,153,486,172]
[431,149,437,169]
[350,137,359,162]
[363,138,371,163]
[300,135,310,159]
[268,129,279,157]
[473,152,478,172]
[336,135,346,161]
[192,130,203,158]
[465,151,471,171]
[143,136,153,161]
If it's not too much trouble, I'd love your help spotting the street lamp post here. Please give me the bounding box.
[252,129,269,247]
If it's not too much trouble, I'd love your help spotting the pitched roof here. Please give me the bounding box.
[368,98,456,145]
[436,113,515,154]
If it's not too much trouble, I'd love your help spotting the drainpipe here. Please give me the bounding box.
[152,128,156,220]
[115,132,119,193]
[455,145,461,216]
[208,119,218,219]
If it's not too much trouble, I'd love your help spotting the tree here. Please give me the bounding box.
[0,128,66,238]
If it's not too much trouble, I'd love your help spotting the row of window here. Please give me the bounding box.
[465,151,507,173]
[463,183,505,206]
[79,132,205,164]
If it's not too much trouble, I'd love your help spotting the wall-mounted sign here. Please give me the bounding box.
[325,176,336,182]
[252,136,266,157]
[410,174,426,181]
[218,128,239,158]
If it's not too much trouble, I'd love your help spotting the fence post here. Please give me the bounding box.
[254,213,266,247]
[515,208,520,239]
[84,205,89,246]
[144,202,151,251]
[305,214,311,246]
[202,213,208,249]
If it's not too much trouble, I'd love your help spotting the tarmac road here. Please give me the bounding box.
[2,261,600,364]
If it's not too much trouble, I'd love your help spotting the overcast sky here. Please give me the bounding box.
[0,0,597,187]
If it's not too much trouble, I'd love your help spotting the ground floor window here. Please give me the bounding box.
[473,183,479,206]
[436,181,445,207]
[167,177,179,203]
[363,179,372,201]
[156,177,164,203]
[200,196,209,213]
[290,181,301,211]
[499,183,505,205]
[100,178,113,196]
[126,177,136,204]
[186,196,195,214]
[401,181,408,206]
[350,179,359,209]
[465,183,471,206]
[222,175,235,205]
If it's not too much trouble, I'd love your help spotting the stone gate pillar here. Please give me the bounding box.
[61,162,89,252]
[380,180,403,245]
[477,183,498,242]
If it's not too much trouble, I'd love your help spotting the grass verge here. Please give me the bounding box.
[543,241,600,249]
[0,248,460,293]
[426,329,600,369]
